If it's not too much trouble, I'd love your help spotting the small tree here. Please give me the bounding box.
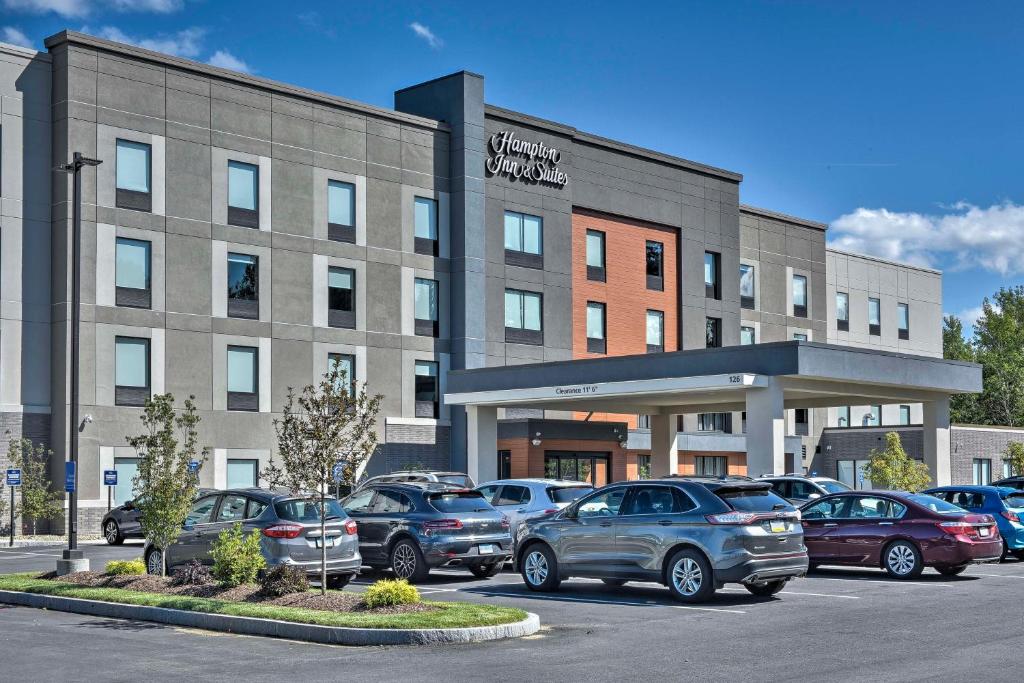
[861,432,932,492]
[125,394,207,576]
[1004,442,1024,477]
[6,435,62,534]
[264,365,381,594]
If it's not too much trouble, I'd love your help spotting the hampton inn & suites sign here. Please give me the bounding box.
[486,130,568,188]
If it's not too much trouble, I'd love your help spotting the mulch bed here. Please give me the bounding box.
[35,571,435,615]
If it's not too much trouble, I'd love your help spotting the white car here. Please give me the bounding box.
[475,479,594,542]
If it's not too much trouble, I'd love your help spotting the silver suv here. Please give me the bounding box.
[357,471,475,490]
[514,478,808,603]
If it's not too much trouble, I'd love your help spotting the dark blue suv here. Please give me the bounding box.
[341,483,512,583]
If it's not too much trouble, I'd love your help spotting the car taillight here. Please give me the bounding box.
[500,515,510,529]
[262,523,303,539]
[423,519,463,536]
[344,519,358,535]
[938,521,976,536]
[1002,510,1021,523]
[706,511,760,525]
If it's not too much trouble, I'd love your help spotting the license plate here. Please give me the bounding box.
[478,544,496,555]
[770,520,787,533]
[979,527,990,537]
[315,537,335,549]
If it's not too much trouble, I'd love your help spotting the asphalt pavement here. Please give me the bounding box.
[2,543,1024,682]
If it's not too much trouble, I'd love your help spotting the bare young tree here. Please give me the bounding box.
[5,435,62,534]
[263,364,382,594]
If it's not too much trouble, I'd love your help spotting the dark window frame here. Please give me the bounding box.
[645,241,664,291]
[414,277,440,338]
[695,455,728,477]
[327,179,356,244]
[328,352,356,397]
[226,252,259,320]
[504,210,544,269]
[414,360,440,419]
[704,251,721,300]
[792,274,808,318]
[705,316,722,348]
[898,302,910,340]
[328,266,356,329]
[414,196,439,256]
[504,288,544,346]
[115,138,153,213]
[868,298,881,336]
[226,345,259,412]
[646,309,664,353]
[227,160,260,229]
[739,262,754,309]
[586,229,606,282]
[115,236,152,309]
[586,301,606,354]
[114,336,150,407]
[836,291,850,331]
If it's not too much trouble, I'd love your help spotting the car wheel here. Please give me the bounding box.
[326,574,352,589]
[744,579,787,597]
[666,548,716,603]
[935,564,968,577]
[390,539,429,583]
[103,520,123,545]
[145,548,163,576]
[468,562,502,579]
[883,540,924,579]
[1000,540,1010,562]
[601,578,628,587]
[521,544,560,592]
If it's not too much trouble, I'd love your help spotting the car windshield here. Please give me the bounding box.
[548,486,593,504]
[435,474,473,487]
[717,488,791,512]
[818,480,852,494]
[907,494,964,514]
[428,491,489,512]
[274,498,346,523]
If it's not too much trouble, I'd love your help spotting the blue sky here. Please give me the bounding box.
[4,1,1022,329]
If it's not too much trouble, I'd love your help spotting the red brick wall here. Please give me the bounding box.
[498,438,628,484]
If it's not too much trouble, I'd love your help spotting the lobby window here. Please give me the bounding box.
[705,317,721,348]
[227,345,259,412]
[328,267,356,329]
[792,274,808,318]
[498,450,512,480]
[739,263,755,309]
[413,196,438,256]
[227,160,259,228]
[695,455,727,477]
[645,241,664,291]
[226,459,258,489]
[865,404,881,426]
[414,360,439,418]
[636,454,651,480]
[868,298,881,336]
[898,303,910,340]
[115,237,151,309]
[704,251,721,299]
[837,406,851,428]
[899,405,911,425]
[973,458,992,486]
[586,302,606,354]
[327,179,356,243]
[504,289,543,345]
[115,139,152,212]
[227,253,259,320]
[795,409,809,436]
[697,413,731,432]
[328,352,356,397]
[740,325,756,346]
[646,310,664,353]
[114,336,150,407]
[504,211,543,268]
[793,333,808,341]
[586,229,606,282]
[414,278,439,337]
[836,292,849,331]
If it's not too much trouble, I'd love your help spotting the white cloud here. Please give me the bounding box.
[829,201,1024,275]
[85,25,205,58]
[409,21,442,49]
[3,0,182,17]
[1,25,34,48]
[108,0,183,11]
[208,49,251,74]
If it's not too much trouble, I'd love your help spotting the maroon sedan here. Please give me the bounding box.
[800,491,1002,578]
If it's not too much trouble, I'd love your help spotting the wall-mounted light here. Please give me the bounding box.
[531,432,542,446]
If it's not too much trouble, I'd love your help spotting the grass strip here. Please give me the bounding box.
[0,574,527,630]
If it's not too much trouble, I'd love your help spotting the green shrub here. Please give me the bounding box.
[210,522,265,586]
[363,578,420,608]
[259,564,309,597]
[105,559,146,576]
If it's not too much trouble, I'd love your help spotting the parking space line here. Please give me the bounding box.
[467,590,747,614]
[0,550,64,558]
[814,577,952,588]
[967,573,1024,579]
[720,587,859,599]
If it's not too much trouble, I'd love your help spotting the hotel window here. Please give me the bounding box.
[328,267,356,329]
[414,278,439,337]
[899,404,911,425]
[695,455,728,477]
[865,404,882,426]
[646,310,664,353]
[868,298,881,336]
[498,450,512,480]
[697,413,731,432]
[973,458,992,486]
[740,325,755,346]
[227,345,259,412]
[414,360,439,418]
[795,409,809,436]
[115,237,151,308]
[898,303,910,340]
[636,454,651,480]
[413,196,438,256]
[114,336,150,407]
[793,333,808,341]
[327,179,356,243]
[586,229,606,281]
[704,251,721,299]
[792,274,808,318]
[705,317,721,349]
[739,263,755,309]
[645,241,664,291]
[115,139,152,212]
[586,302,606,354]
[227,160,259,228]
[226,253,259,320]
[837,406,851,428]
[836,292,849,331]
[328,352,356,397]
[504,289,543,345]
[504,211,543,268]
[636,414,651,430]
[1004,460,1014,479]
[226,459,258,489]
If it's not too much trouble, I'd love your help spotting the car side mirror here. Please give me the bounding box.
[183,520,195,531]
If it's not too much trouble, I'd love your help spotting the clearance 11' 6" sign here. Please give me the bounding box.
[486,130,568,188]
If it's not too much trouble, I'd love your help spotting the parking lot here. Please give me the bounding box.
[2,542,1024,681]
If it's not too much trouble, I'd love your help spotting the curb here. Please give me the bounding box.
[0,590,540,646]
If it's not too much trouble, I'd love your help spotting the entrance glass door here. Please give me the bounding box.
[544,451,611,486]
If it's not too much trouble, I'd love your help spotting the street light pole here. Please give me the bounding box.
[57,152,101,572]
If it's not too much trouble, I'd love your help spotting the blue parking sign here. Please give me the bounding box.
[64,461,76,493]
[187,461,200,474]
[332,462,345,483]
[103,469,118,486]
[5,468,20,487]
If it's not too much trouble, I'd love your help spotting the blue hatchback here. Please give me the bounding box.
[924,486,1024,560]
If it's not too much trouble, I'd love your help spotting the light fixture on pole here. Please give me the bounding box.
[56,152,102,576]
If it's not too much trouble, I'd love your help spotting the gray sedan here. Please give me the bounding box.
[475,479,593,541]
